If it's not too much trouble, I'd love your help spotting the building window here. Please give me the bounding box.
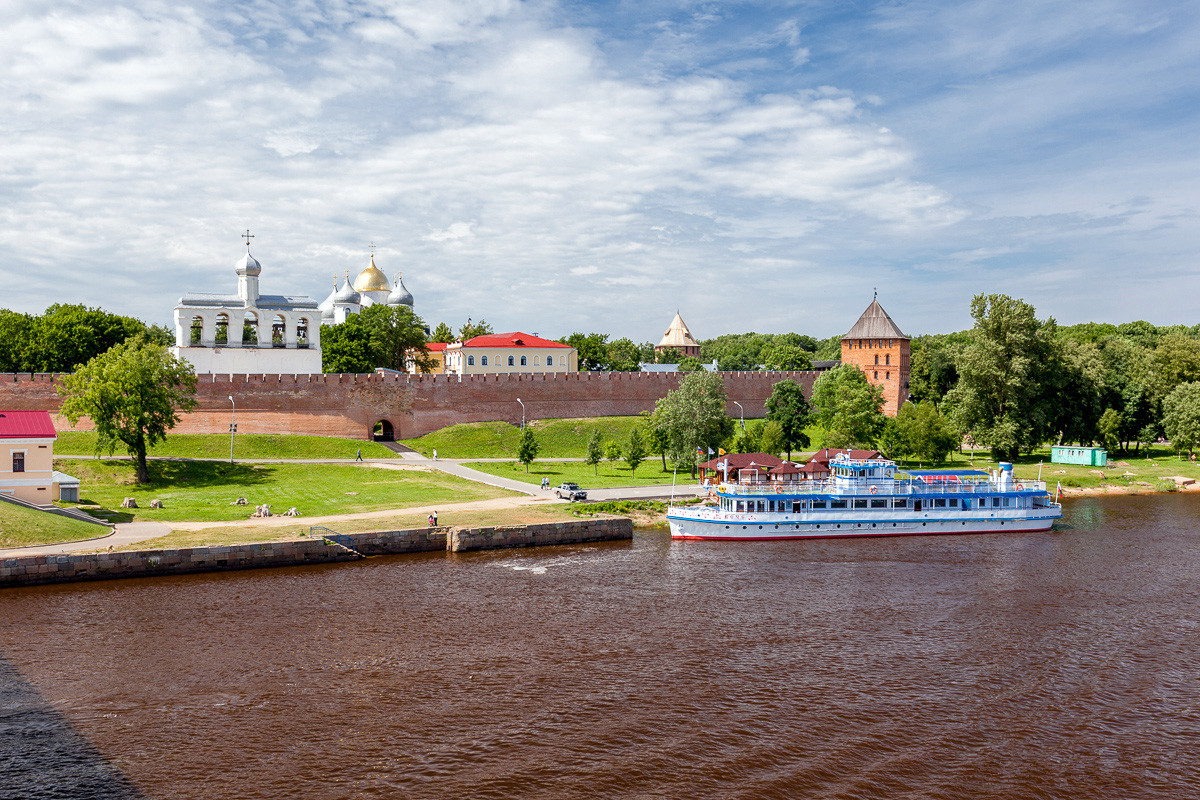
[874,354,879,365]
[481,356,488,366]
[886,371,890,379]
[532,356,539,366]
[508,356,515,366]
[885,354,890,365]
[560,355,566,366]
[468,355,475,366]
[520,356,527,366]
[12,452,24,472]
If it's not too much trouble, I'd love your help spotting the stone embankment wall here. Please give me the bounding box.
[0,518,633,588]
[0,370,819,440]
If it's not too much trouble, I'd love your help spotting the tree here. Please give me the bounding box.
[516,425,539,472]
[604,441,623,463]
[759,420,784,457]
[1098,408,1122,454]
[559,333,610,371]
[894,401,958,464]
[585,430,604,476]
[625,427,647,475]
[642,410,670,471]
[762,344,812,371]
[944,294,1058,461]
[1162,382,1200,457]
[605,338,642,372]
[765,379,810,459]
[677,356,704,372]
[908,336,961,404]
[58,337,198,483]
[321,305,433,373]
[734,420,761,453]
[430,322,456,343]
[810,364,886,448]
[363,305,434,373]
[653,371,734,476]
[459,319,493,340]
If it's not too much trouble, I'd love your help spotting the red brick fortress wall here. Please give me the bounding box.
[0,371,820,441]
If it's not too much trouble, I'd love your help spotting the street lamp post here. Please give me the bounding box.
[516,397,525,429]
[228,396,236,464]
[733,401,745,430]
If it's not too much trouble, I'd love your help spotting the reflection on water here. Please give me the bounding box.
[3,494,1200,799]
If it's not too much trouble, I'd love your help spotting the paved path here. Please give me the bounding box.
[0,521,172,558]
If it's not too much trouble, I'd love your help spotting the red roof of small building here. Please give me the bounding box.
[698,453,785,471]
[798,461,830,474]
[769,462,802,475]
[808,448,882,464]
[0,410,57,439]
[459,332,572,349]
[426,342,448,352]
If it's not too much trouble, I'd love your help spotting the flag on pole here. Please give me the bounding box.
[718,448,726,456]
[708,447,715,455]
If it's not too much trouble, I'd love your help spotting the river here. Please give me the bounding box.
[3,494,1199,799]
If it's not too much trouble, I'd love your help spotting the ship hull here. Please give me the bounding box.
[667,513,1060,541]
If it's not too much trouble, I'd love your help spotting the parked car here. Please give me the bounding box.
[555,482,587,501]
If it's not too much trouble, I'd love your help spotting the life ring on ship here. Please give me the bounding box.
[1016,483,1024,490]
[775,485,783,494]
[869,486,878,494]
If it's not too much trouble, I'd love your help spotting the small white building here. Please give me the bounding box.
[443,332,577,375]
[173,247,323,374]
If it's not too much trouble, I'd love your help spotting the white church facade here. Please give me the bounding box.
[317,253,414,324]
[173,245,323,374]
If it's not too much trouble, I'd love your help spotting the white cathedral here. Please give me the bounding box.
[173,239,415,375]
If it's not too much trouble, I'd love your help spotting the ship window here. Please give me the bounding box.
[853,499,867,509]
[892,499,907,509]
[992,497,1001,507]
[1004,498,1012,507]
[736,501,745,512]
[934,499,946,508]
[757,501,766,512]
[792,501,803,513]
[871,499,887,508]
[950,499,959,507]
[830,499,847,508]
[812,500,827,509]
[768,500,775,512]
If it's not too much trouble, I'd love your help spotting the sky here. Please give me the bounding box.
[2,0,1197,342]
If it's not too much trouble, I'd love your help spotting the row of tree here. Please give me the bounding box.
[0,305,171,374]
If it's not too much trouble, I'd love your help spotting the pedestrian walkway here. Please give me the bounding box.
[0,521,172,558]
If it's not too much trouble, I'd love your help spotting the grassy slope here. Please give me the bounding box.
[54,431,396,460]
[402,417,649,458]
[0,503,108,548]
[57,459,517,522]
[465,460,689,489]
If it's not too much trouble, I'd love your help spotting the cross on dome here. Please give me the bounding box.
[242,229,255,251]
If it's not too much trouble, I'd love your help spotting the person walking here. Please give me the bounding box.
[432,510,438,526]
[355,448,362,461]
[433,449,437,460]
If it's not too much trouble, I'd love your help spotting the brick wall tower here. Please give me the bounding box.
[840,296,910,416]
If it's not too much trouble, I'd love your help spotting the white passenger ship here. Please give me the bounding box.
[667,454,1062,541]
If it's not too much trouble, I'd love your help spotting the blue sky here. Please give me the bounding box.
[1,0,1197,342]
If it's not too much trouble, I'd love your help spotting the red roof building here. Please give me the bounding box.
[443,332,577,375]
[0,411,65,503]
[698,453,784,484]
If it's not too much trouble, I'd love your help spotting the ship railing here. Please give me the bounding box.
[713,478,1049,495]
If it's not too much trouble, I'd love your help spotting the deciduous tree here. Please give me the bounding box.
[1162,382,1200,457]
[765,379,810,459]
[625,427,647,476]
[810,364,886,448]
[58,337,198,484]
[585,430,604,476]
[653,371,734,476]
[516,426,539,472]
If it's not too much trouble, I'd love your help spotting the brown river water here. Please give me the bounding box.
[3,494,1200,799]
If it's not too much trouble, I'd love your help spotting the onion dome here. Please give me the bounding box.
[352,256,390,293]
[235,252,261,276]
[333,278,360,304]
[387,274,414,307]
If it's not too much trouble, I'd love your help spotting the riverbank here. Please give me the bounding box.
[0,516,633,588]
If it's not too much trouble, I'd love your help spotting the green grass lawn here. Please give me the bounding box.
[54,431,395,460]
[403,417,651,459]
[463,459,702,489]
[56,459,518,522]
[0,503,109,548]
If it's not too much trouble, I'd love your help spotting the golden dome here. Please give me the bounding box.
[352,256,391,292]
